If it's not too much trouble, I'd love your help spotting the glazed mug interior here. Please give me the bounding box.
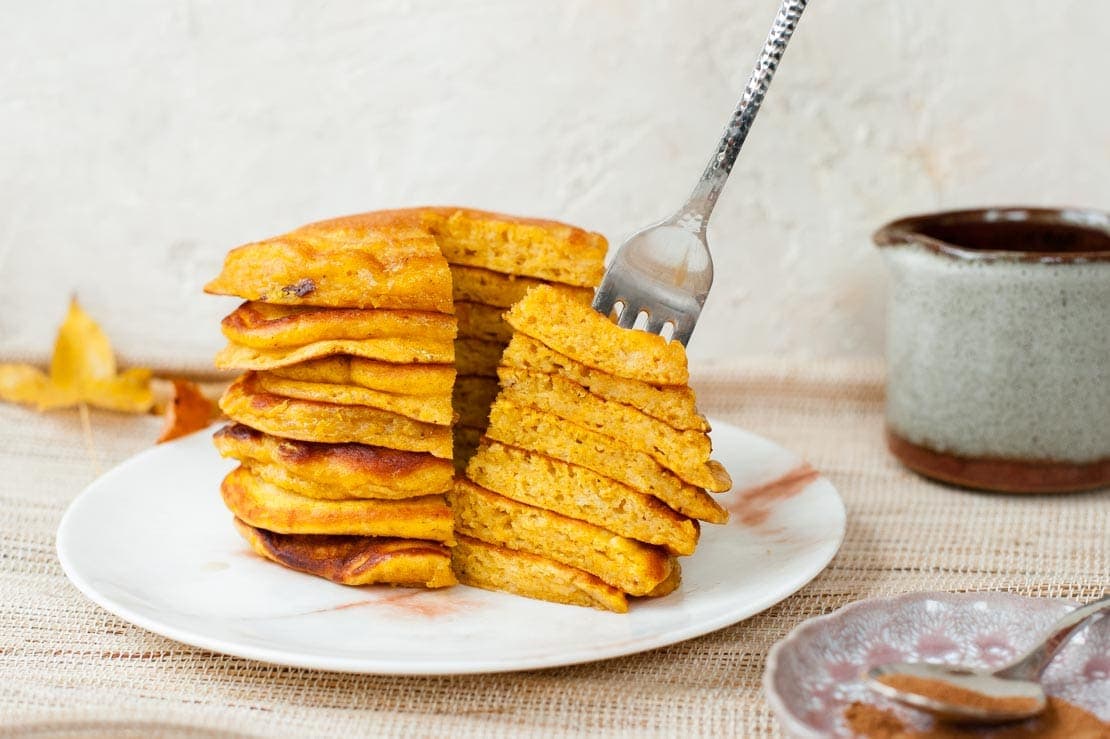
[874,207,1110,493]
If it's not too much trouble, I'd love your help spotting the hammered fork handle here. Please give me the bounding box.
[673,0,808,235]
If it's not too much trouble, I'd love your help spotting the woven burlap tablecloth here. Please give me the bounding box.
[1,359,1106,738]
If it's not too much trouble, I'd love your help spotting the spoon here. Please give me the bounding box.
[864,594,1110,725]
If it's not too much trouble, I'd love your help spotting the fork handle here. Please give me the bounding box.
[673,0,808,234]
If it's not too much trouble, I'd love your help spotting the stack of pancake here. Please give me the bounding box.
[204,215,460,589]
[452,285,733,612]
[202,206,730,609]
[427,209,606,469]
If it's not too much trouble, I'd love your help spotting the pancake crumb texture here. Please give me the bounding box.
[450,479,675,596]
[452,284,732,612]
[451,535,628,613]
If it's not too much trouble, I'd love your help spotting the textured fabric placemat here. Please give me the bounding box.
[1,359,1106,738]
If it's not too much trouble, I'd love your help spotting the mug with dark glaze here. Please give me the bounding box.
[874,207,1110,493]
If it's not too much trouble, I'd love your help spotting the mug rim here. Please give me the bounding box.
[873,206,1110,263]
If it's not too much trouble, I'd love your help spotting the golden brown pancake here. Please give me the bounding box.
[431,208,607,286]
[234,518,456,588]
[450,479,675,596]
[255,371,454,426]
[304,207,607,287]
[222,466,454,541]
[466,441,699,556]
[451,265,593,308]
[485,399,728,523]
[221,301,456,349]
[505,285,689,385]
[214,424,454,498]
[497,368,729,491]
[450,535,627,612]
[268,356,455,397]
[215,336,454,371]
[242,460,437,501]
[205,226,452,312]
[219,374,453,457]
[452,375,500,428]
[454,338,504,378]
[454,301,512,343]
[501,335,707,432]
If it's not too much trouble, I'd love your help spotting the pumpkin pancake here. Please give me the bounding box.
[242,460,440,501]
[222,466,454,541]
[450,479,675,596]
[431,208,607,286]
[214,424,453,498]
[205,227,452,312]
[454,301,512,343]
[219,374,452,457]
[234,518,456,588]
[255,372,454,426]
[268,356,455,397]
[453,375,499,428]
[505,285,689,385]
[305,207,607,287]
[451,265,593,308]
[450,535,628,613]
[501,335,707,432]
[215,336,454,371]
[222,302,456,349]
[466,441,699,556]
[485,399,728,523]
[497,368,729,491]
[454,338,504,378]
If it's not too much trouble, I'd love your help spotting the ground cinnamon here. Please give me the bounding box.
[878,674,1041,715]
[844,696,1110,738]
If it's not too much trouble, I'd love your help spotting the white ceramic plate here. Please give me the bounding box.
[57,419,844,675]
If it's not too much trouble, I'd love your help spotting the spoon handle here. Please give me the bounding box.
[996,594,1110,681]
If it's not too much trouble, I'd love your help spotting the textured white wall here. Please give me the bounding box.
[3,1,1108,370]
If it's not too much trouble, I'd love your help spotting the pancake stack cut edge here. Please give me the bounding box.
[454,284,732,612]
[437,208,606,471]
[205,207,610,592]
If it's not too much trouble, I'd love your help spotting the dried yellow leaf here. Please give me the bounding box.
[86,368,156,413]
[0,364,74,409]
[51,298,117,390]
[0,299,153,413]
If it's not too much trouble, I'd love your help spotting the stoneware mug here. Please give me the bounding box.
[874,207,1110,493]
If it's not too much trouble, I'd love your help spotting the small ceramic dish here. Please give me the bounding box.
[764,591,1110,738]
[874,207,1110,493]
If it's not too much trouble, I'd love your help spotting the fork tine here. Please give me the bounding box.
[669,312,698,346]
[591,293,615,318]
[644,312,670,336]
[591,277,622,318]
[615,303,640,329]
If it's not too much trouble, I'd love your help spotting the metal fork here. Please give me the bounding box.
[592,0,809,345]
